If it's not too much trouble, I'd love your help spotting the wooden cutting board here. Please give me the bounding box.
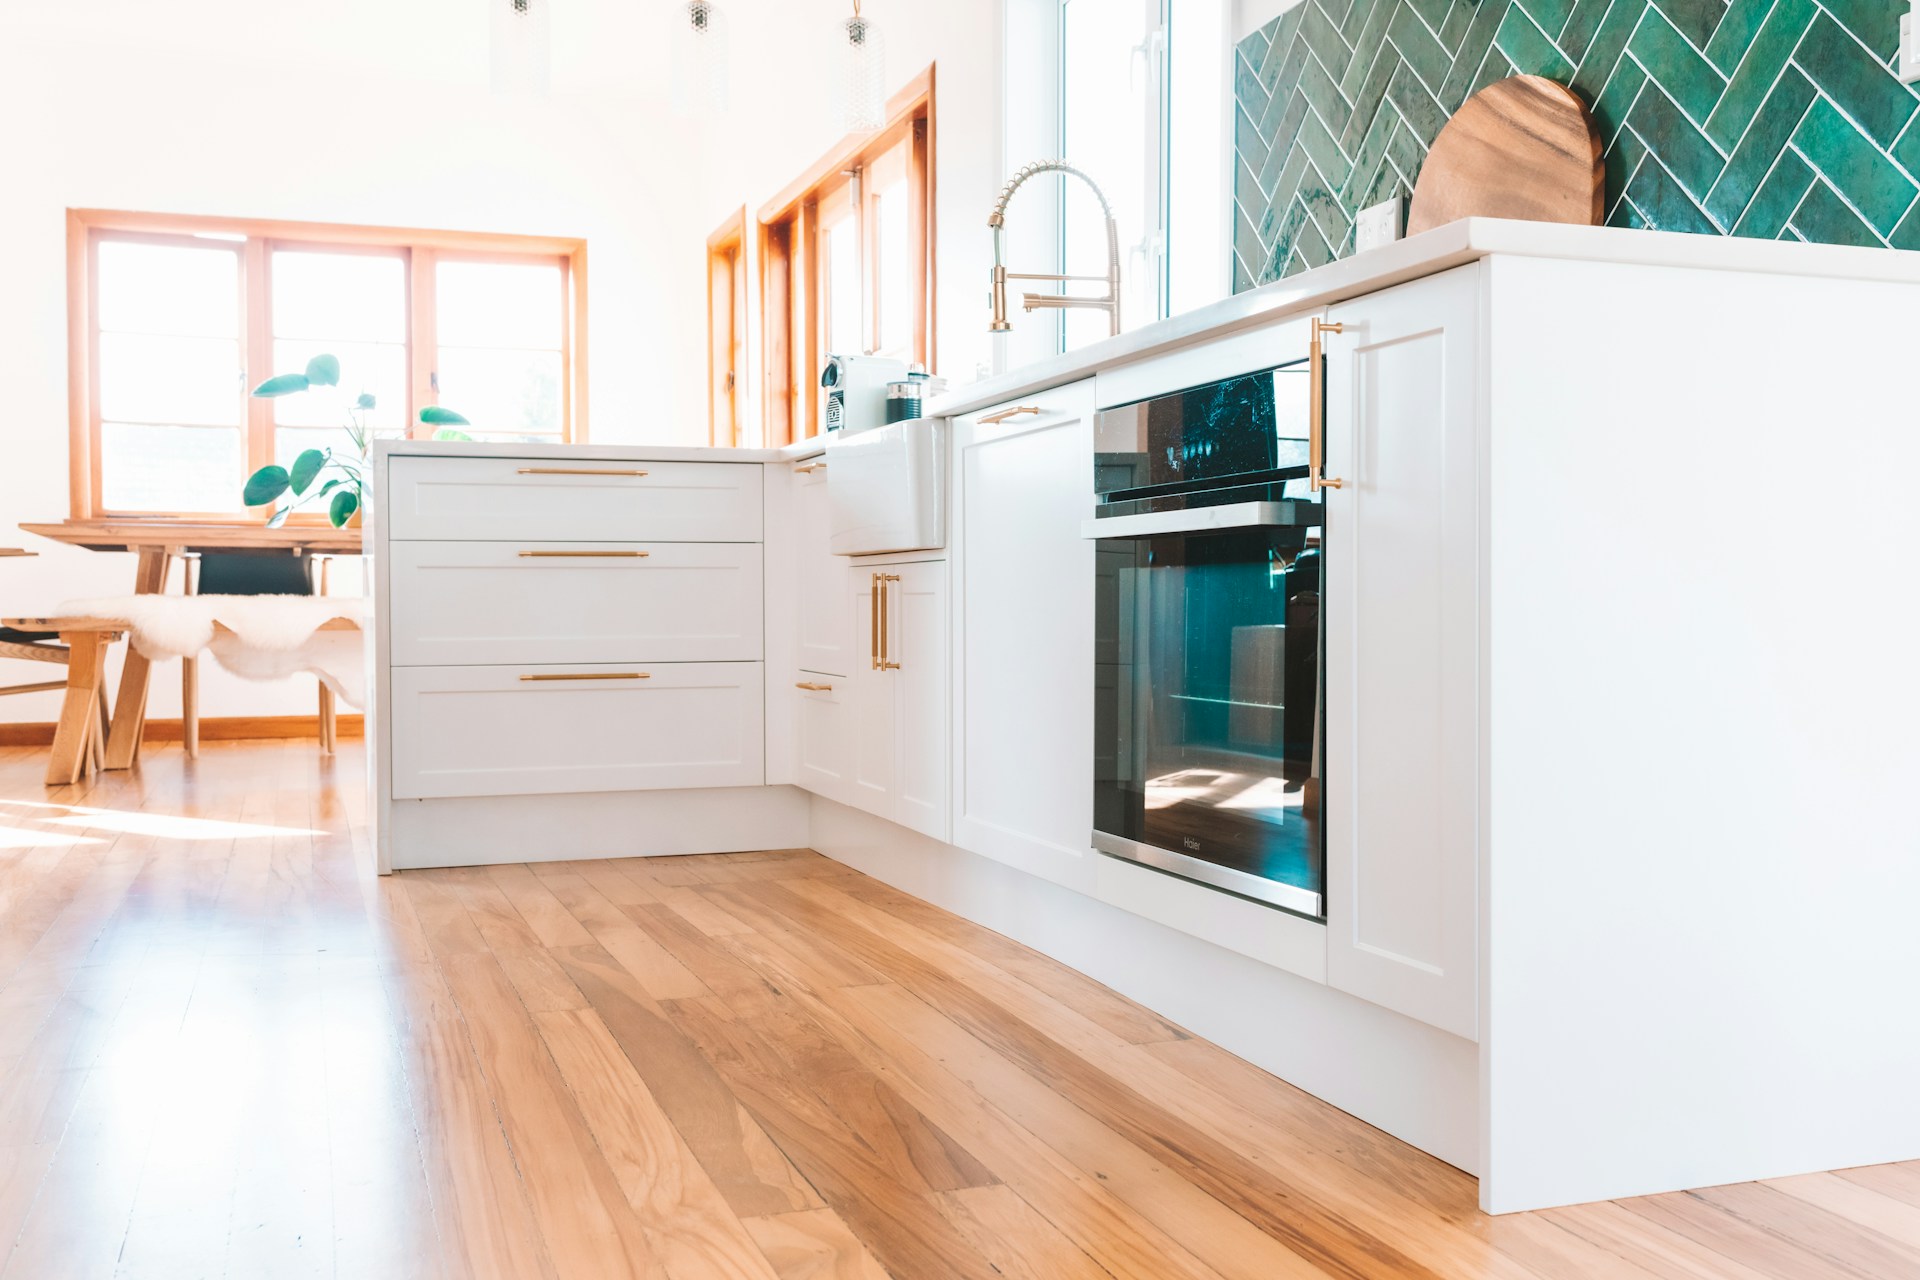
[1406,76,1604,235]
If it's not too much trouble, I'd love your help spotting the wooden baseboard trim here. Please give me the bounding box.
[0,714,364,747]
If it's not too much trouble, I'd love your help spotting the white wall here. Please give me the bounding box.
[692,0,1009,442]
[0,0,713,724]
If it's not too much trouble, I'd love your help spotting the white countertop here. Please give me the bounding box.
[925,217,1920,418]
[376,439,798,464]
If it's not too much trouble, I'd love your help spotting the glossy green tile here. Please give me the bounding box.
[1818,0,1902,60]
[1705,65,1815,228]
[1605,125,1649,211]
[1890,200,1920,250]
[1703,0,1813,150]
[1788,178,1881,245]
[1300,0,1357,83]
[1608,196,1651,228]
[1702,0,1773,75]
[1625,84,1724,208]
[1384,58,1450,146]
[1627,9,1727,124]
[1493,4,1575,83]
[1591,52,1649,147]
[1297,100,1356,189]
[1791,95,1914,233]
[1385,118,1429,190]
[1730,149,1813,237]
[1440,0,1514,109]
[1340,8,1398,100]
[1470,48,1520,99]
[1793,13,1920,150]
[1656,0,1729,48]
[1388,4,1454,95]
[1403,0,1452,38]
[1557,0,1613,65]
[1626,155,1720,232]
[1569,0,1645,105]
[1894,119,1920,184]
[1529,0,1581,41]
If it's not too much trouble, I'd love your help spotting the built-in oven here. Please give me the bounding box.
[1087,360,1326,917]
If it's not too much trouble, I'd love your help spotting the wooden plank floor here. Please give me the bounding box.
[1,739,1917,1279]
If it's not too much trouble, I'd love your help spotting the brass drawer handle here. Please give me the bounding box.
[516,467,649,477]
[878,573,902,671]
[795,681,834,692]
[1308,318,1346,492]
[979,405,1042,426]
[520,672,651,682]
[517,550,651,558]
[794,461,828,474]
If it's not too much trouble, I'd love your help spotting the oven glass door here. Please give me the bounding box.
[1093,517,1324,917]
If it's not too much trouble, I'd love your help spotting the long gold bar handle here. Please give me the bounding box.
[520,672,651,682]
[518,550,651,558]
[979,405,1042,426]
[1309,318,1346,492]
[879,574,902,670]
[795,681,834,692]
[517,467,649,477]
[871,574,881,670]
[794,461,828,474]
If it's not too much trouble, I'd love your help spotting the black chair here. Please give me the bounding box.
[181,550,338,756]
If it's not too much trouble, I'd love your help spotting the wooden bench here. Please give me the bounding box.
[1,619,124,786]
[3,615,360,782]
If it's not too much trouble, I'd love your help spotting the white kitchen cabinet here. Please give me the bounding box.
[1321,264,1481,1042]
[794,560,948,840]
[390,662,765,800]
[387,541,763,667]
[951,381,1097,876]
[791,459,853,677]
[386,456,763,543]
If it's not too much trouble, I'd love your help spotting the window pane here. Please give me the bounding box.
[435,347,562,437]
[272,250,406,343]
[874,181,912,358]
[1062,0,1162,350]
[270,338,407,433]
[100,424,243,513]
[97,240,239,338]
[98,332,244,425]
[436,261,563,349]
[276,427,365,468]
[825,215,861,356]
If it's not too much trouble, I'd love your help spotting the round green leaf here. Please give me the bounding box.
[252,373,310,398]
[288,449,327,496]
[355,393,377,410]
[266,507,293,529]
[419,406,470,427]
[305,354,341,387]
[329,488,360,527]
[243,465,291,507]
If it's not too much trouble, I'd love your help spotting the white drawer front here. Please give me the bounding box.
[388,542,764,666]
[386,457,763,543]
[391,663,765,799]
[791,670,852,806]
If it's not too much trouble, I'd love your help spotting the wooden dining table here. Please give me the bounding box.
[18,520,362,769]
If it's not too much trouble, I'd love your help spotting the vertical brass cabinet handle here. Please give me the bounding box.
[870,573,881,670]
[979,405,1042,426]
[517,467,649,477]
[1308,318,1346,492]
[878,574,903,671]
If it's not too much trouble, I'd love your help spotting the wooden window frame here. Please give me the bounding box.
[758,65,935,447]
[65,208,590,521]
[706,208,748,448]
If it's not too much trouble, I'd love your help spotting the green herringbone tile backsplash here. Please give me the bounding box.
[1232,0,1920,288]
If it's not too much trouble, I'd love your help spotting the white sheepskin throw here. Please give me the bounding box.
[59,595,368,709]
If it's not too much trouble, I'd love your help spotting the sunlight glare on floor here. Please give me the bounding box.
[0,800,322,841]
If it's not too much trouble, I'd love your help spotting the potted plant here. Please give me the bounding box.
[241,353,471,528]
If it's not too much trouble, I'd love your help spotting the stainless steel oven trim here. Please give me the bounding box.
[1080,501,1310,540]
[1090,830,1325,919]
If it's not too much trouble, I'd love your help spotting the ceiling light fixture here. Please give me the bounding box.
[491,0,551,95]
[838,0,886,132]
[671,1,730,117]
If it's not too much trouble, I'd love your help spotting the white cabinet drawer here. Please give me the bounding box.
[388,542,763,667]
[790,670,852,806]
[390,663,765,800]
[386,457,763,543]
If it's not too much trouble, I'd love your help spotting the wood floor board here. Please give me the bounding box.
[0,739,1915,1278]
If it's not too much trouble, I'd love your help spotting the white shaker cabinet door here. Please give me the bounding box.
[844,570,897,821]
[1322,263,1482,1042]
[951,381,1097,878]
[792,460,854,677]
[889,560,950,842]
